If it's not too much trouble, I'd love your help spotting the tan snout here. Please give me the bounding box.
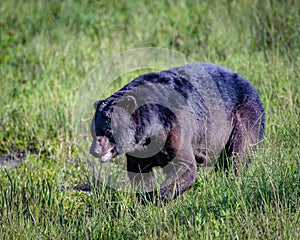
[90,136,116,162]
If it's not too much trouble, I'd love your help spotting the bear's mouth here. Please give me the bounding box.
[99,147,118,163]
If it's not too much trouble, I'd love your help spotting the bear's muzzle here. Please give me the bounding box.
[90,136,118,162]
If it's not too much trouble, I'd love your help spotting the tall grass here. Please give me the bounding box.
[0,0,299,239]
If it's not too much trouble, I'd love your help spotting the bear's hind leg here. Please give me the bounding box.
[216,102,265,174]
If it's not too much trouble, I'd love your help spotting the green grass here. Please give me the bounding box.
[0,0,299,239]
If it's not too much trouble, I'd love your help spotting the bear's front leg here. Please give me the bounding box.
[158,148,197,202]
[126,155,158,196]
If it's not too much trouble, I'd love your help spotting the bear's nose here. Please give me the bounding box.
[90,142,102,158]
[90,147,100,158]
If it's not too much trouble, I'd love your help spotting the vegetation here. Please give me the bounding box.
[0,0,299,239]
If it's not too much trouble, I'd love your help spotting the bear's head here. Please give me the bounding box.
[90,95,141,162]
[90,93,173,162]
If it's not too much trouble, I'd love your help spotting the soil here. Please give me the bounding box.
[0,151,26,168]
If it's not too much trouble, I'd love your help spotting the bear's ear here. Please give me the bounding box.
[94,100,103,109]
[117,95,137,114]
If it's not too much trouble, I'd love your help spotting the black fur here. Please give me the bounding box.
[90,63,265,203]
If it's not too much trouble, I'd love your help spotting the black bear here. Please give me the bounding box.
[90,63,265,202]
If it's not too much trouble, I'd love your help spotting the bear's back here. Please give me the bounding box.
[105,63,263,124]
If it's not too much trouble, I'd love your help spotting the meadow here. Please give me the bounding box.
[0,0,299,239]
